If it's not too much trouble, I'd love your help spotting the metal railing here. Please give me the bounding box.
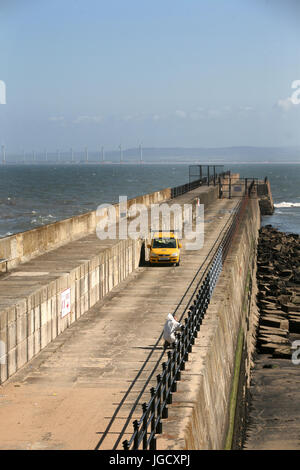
[218,177,259,199]
[122,194,249,450]
[171,171,230,199]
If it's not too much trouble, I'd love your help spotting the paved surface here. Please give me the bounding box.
[0,192,239,450]
[243,349,300,450]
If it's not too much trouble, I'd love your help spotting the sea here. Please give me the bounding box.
[0,163,299,238]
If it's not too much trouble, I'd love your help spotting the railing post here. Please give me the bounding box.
[142,403,148,450]
[150,388,157,450]
[167,351,173,404]
[123,439,129,450]
[184,318,189,361]
[156,375,162,434]
[133,420,139,450]
[175,334,181,381]
[162,362,168,418]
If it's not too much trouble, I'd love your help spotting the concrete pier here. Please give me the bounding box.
[0,176,270,450]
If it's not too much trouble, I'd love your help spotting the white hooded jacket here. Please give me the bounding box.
[163,313,182,344]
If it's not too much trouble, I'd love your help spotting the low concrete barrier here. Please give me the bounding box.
[0,188,171,270]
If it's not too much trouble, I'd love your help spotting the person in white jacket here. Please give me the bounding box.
[163,313,183,349]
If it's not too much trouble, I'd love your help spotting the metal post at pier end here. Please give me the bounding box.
[229,177,231,199]
[207,165,210,186]
[245,178,248,196]
[218,177,223,199]
[213,165,216,186]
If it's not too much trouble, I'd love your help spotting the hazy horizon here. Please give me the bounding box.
[1,1,300,155]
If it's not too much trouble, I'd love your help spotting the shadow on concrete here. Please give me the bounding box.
[132,345,164,351]
[139,241,146,267]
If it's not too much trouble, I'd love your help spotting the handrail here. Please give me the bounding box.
[170,171,230,199]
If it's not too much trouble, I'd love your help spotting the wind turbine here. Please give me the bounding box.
[1,144,6,164]
[139,142,143,163]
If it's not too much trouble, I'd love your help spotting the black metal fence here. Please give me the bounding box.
[122,194,249,450]
[171,171,230,199]
[219,177,259,199]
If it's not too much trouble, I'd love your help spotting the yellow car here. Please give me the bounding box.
[148,231,182,266]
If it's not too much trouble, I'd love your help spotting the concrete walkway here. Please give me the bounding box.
[0,193,239,450]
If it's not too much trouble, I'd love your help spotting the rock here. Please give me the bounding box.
[281,303,300,313]
[259,342,281,354]
[256,225,300,357]
[259,325,289,337]
[260,309,287,318]
[289,317,300,334]
[258,300,278,309]
[272,347,291,359]
[278,294,291,304]
[258,334,290,346]
[260,315,286,329]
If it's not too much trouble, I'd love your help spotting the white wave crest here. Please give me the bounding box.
[274,202,300,208]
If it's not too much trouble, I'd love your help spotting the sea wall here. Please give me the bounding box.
[0,188,171,271]
[158,197,261,450]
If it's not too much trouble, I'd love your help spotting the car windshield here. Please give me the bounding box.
[152,238,177,249]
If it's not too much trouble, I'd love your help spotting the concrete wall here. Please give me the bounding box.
[158,197,261,450]
[0,237,142,384]
[0,188,171,271]
[257,180,274,215]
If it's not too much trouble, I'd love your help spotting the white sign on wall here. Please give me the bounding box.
[61,288,71,318]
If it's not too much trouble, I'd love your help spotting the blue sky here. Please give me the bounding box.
[1,0,300,153]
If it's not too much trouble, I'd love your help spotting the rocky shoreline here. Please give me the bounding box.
[256,225,300,358]
[242,224,300,450]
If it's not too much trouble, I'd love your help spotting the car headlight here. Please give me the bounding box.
[171,252,178,257]
[151,253,159,257]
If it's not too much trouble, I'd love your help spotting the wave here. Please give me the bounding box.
[274,202,300,208]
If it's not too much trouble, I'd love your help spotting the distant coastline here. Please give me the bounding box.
[1,146,300,165]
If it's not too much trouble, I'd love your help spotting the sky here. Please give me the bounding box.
[1,0,300,153]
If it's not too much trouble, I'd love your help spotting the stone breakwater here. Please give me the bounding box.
[256,225,300,359]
